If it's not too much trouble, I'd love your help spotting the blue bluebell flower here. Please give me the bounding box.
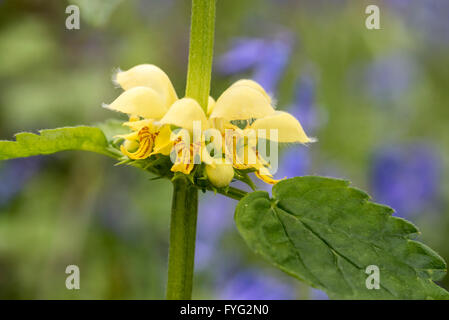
[370,144,441,217]
[363,53,417,103]
[217,33,293,95]
[387,0,449,46]
[288,70,320,133]
[195,194,234,270]
[274,147,310,179]
[251,34,293,95]
[0,157,41,208]
[216,38,267,75]
[272,71,322,180]
[218,269,296,300]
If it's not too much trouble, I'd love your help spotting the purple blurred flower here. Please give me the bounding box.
[272,70,322,180]
[363,53,417,103]
[216,38,267,75]
[195,195,234,270]
[388,0,449,46]
[252,35,293,94]
[218,269,296,300]
[370,144,441,217]
[275,147,310,179]
[288,70,320,133]
[0,157,41,207]
[217,33,294,94]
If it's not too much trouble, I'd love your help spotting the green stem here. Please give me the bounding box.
[185,0,216,112]
[166,0,216,300]
[166,177,198,299]
[215,186,248,201]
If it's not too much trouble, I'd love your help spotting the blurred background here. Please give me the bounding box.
[0,0,448,299]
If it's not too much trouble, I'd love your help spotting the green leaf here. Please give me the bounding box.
[0,126,116,160]
[235,176,449,299]
[95,118,130,142]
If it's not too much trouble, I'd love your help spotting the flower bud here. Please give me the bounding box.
[123,139,139,152]
[206,163,234,188]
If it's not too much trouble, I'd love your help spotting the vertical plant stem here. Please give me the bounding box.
[166,0,216,300]
[185,0,216,112]
[166,177,199,300]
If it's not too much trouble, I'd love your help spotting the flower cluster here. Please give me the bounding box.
[103,64,313,188]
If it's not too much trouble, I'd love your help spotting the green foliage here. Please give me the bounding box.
[235,176,449,299]
[0,126,116,160]
[96,118,130,142]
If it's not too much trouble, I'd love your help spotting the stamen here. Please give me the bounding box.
[120,127,154,160]
[170,140,198,174]
[255,171,282,185]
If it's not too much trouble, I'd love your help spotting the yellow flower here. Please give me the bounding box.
[210,80,275,120]
[114,64,178,108]
[160,98,210,132]
[159,98,214,174]
[208,79,314,184]
[104,64,177,161]
[104,65,313,186]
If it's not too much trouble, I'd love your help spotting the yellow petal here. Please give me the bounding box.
[170,143,195,174]
[209,117,235,134]
[206,163,234,188]
[120,127,154,160]
[160,98,209,131]
[206,96,216,117]
[255,170,283,185]
[210,84,275,120]
[152,125,173,156]
[201,143,217,165]
[104,86,167,119]
[231,79,271,103]
[250,111,313,143]
[123,119,156,132]
[115,64,178,108]
[114,131,139,141]
[170,162,195,175]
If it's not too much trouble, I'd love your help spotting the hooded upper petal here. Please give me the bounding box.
[115,64,178,109]
[250,111,313,143]
[159,97,209,131]
[210,84,275,120]
[230,79,272,103]
[104,86,168,119]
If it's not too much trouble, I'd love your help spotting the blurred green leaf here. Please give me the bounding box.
[96,118,130,142]
[1,70,111,129]
[0,18,57,77]
[0,126,116,160]
[235,176,449,299]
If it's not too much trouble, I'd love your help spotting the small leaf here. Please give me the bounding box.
[0,126,115,160]
[234,169,257,191]
[235,176,449,299]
